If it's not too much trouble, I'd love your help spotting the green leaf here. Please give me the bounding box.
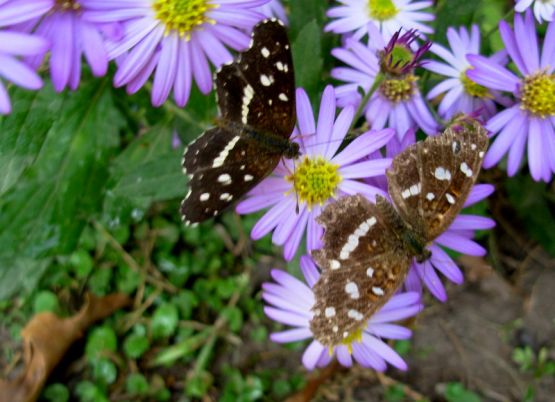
[506,176,555,256]
[0,85,62,195]
[43,383,70,402]
[0,80,124,290]
[91,358,118,386]
[433,0,482,46]
[151,303,179,339]
[103,124,186,225]
[0,257,49,300]
[292,20,324,99]
[123,333,150,359]
[289,0,328,39]
[444,382,482,402]
[126,373,149,395]
[86,326,118,359]
[32,290,60,314]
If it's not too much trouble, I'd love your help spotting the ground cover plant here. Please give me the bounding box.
[0,0,554,401]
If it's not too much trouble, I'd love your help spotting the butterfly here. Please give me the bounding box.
[309,117,489,346]
[180,18,298,226]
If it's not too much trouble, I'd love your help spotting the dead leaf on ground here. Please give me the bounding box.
[0,293,131,402]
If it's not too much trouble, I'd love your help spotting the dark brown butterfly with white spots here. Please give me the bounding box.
[180,18,298,225]
[310,117,488,347]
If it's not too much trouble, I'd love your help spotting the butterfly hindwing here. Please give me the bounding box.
[387,119,488,241]
[311,252,412,347]
[181,127,281,224]
[311,195,412,345]
[215,18,295,137]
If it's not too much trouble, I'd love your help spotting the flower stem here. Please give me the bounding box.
[349,73,385,134]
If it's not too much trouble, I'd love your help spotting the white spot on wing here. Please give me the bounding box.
[460,162,473,177]
[261,47,270,58]
[325,307,336,317]
[434,166,452,181]
[446,193,456,204]
[218,174,232,185]
[345,281,360,299]
[241,84,254,124]
[213,136,240,168]
[372,287,385,296]
[426,192,435,201]
[330,260,341,270]
[260,74,274,86]
[200,193,210,201]
[244,174,254,182]
[366,267,374,277]
[348,309,364,321]
[278,93,288,101]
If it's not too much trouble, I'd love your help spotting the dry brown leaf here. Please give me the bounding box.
[0,293,131,402]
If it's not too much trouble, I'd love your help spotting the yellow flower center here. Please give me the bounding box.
[328,327,364,355]
[461,69,492,99]
[520,72,555,118]
[56,0,80,11]
[380,74,417,103]
[286,156,341,208]
[368,0,399,21]
[153,0,217,38]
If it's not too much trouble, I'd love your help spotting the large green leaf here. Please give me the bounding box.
[0,80,123,265]
[292,20,324,101]
[103,124,186,225]
[0,85,62,195]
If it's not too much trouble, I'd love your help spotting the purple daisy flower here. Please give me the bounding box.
[82,0,268,107]
[467,11,555,181]
[257,0,288,24]
[0,0,51,114]
[331,24,437,137]
[263,256,422,371]
[515,0,555,23]
[236,85,395,261]
[424,25,509,119]
[383,129,495,301]
[19,0,112,92]
[325,0,434,41]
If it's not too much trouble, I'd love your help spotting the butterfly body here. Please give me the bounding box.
[310,118,488,347]
[181,19,296,225]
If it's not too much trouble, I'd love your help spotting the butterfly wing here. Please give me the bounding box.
[387,119,488,241]
[215,18,296,138]
[181,127,281,224]
[181,19,295,225]
[310,195,412,347]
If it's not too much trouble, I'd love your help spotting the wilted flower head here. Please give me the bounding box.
[331,24,437,137]
[380,29,431,76]
[263,256,422,371]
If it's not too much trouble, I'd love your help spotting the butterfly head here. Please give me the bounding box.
[284,141,301,159]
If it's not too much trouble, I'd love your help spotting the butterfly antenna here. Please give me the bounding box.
[292,157,300,214]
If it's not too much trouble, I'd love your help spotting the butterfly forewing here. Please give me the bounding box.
[181,19,296,225]
[311,195,412,346]
[215,19,295,137]
[387,120,488,241]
